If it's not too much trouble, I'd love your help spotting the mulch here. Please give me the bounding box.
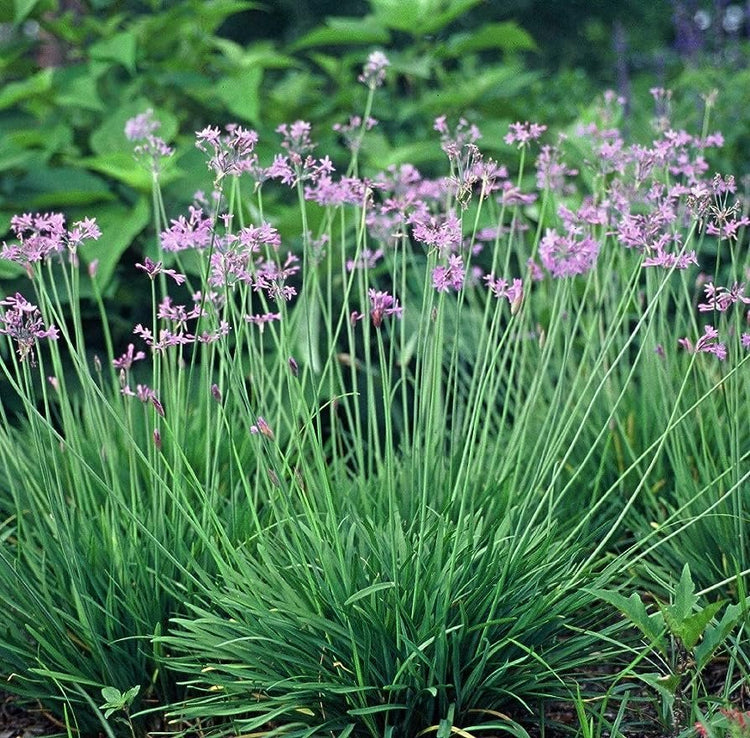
[0,694,61,738]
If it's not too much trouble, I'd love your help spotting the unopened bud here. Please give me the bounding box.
[151,396,165,418]
[251,416,274,440]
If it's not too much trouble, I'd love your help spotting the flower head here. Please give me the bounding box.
[1,212,100,265]
[678,324,727,360]
[195,124,259,183]
[538,228,599,278]
[135,257,186,285]
[358,51,389,89]
[125,109,161,142]
[0,293,59,365]
[127,110,173,175]
[504,121,547,148]
[432,254,465,293]
[113,343,146,371]
[351,289,403,329]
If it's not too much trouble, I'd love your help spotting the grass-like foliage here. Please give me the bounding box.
[1,57,749,737]
[164,484,624,738]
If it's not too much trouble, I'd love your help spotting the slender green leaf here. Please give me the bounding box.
[343,581,396,607]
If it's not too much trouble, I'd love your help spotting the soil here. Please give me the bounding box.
[0,694,61,738]
[3,678,747,738]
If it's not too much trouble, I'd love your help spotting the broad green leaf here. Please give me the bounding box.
[370,0,482,36]
[670,600,725,651]
[100,686,122,703]
[639,671,680,700]
[53,67,105,112]
[0,138,33,171]
[6,120,73,158]
[89,30,138,74]
[444,22,538,56]
[595,589,666,653]
[14,166,114,208]
[289,16,390,51]
[12,0,42,23]
[0,69,54,109]
[122,685,140,702]
[193,0,258,31]
[215,67,263,125]
[670,564,698,622]
[417,0,485,36]
[414,67,539,113]
[212,38,296,70]
[370,0,424,32]
[83,197,150,290]
[81,152,182,191]
[693,598,746,668]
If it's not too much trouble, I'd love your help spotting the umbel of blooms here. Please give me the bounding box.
[0,293,59,366]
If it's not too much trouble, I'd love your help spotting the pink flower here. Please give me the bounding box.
[432,254,465,293]
[411,212,462,257]
[113,343,146,371]
[125,109,160,142]
[351,289,403,328]
[135,257,186,285]
[121,383,165,417]
[195,124,259,182]
[0,293,59,366]
[161,207,214,252]
[485,275,524,312]
[1,212,100,264]
[538,229,599,278]
[504,121,547,148]
[678,324,727,360]
[698,282,750,313]
[358,50,389,89]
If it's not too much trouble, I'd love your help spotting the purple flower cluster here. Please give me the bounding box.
[1,212,100,266]
[504,121,547,148]
[126,109,174,174]
[678,324,727,361]
[484,275,524,312]
[351,289,403,329]
[195,124,259,183]
[698,282,750,313]
[121,382,165,417]
[358,51,389,90]
[432,254,465,293]
[0,293,59,366]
